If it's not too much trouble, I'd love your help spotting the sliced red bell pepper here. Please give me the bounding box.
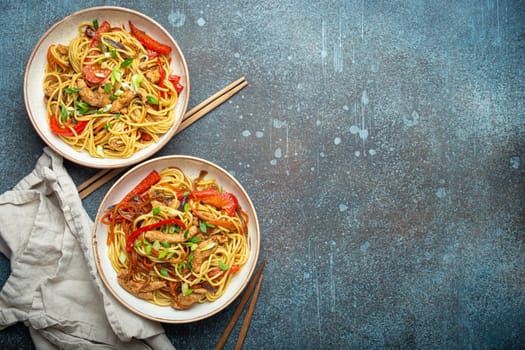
[82,21,112,84]
[126,218,186,252]
[192,189,238,217]
[129,21,172,55]
[49,114,88,136]
[120,170,161,203]
[168,74,184,95]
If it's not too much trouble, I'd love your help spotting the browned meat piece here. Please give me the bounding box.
[171,289,206,310]
[117,271,166,301]
[110,90,135,113]
[144,225,199,244]
[77,79,111,107]
[191,238,218,273]
[136,88,148,103]
[145,69,161,84]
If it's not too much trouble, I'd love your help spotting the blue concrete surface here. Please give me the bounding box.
[1,0,524,349]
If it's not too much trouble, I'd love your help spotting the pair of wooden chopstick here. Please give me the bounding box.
[216,259,266,350]
[77,77,248,199]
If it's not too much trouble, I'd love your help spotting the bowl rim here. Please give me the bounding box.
[92,154,261,323]
[24,6,190,169]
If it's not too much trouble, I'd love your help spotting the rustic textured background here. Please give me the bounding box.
[1,0,524,348]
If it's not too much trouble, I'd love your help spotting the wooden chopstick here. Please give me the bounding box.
[216,259,266,350]
[77,77,248,199]
[234,273,264,350]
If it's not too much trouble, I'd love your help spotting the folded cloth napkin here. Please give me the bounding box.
[0,148,175,350]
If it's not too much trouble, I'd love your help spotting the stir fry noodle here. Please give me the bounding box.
[43,19,184,158]
[101,167,250,309]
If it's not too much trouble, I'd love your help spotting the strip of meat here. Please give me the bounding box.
[117,271,166,300]
[143,225,198,244]
[191,238,218,273]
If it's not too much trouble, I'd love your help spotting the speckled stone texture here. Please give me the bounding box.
[1,1,524,349]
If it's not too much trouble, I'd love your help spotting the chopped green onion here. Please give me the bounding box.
[159,268,169,277]
[188,252,194,263]
[104,83,111,93]
[181,282,193,296]
[199,221,208,233]
[131,74,142,92]
[104,121,111,131]
[158,250,168,259]
[169,225,177,234]
[99,104,112,113]
[152,240,161,251]
[96,145,105,157]
[109,95,118,101]
[114,113,121,119]
[134,240,143,247]
[162,241,170,248]
[111,67,122,84]
[219,261,229,271]
[152,206,160,215]
[75,100,94,114]
[60,105,68,122]
[145,245,152,255]
[177,262,184,273]
[120,58,133,68]
[92,19,99,30]
[98,42,106,53]
[110,49,116,58]
[183,229,189,239]
[188,237,201,244]
[146,95,159,105]
[202,241,216,251]
[188,242,196,251]
[167,251,175,259]
[65,87,81,94]
[183,203,190,212]
[183,191,190,197]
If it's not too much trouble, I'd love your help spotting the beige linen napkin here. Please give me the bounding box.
[0,148,175,350]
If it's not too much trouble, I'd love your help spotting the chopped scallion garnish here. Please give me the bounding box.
[60,105,68,122]
[146,95,159,105]
[219,261,229,271]
[120,58,133,68]
[65,87,81,94]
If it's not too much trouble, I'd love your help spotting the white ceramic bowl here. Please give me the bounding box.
[24,6,190,168]
[93,155,260,323]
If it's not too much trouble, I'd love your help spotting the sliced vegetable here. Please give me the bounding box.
[128,21,172,54]
[146,95,159,105]
[168,74,184,95]
[126,218,186,252]
[65,87,81,94]
[192,189,239,216]
[120,170,161,203]
[181,282,192,296]
[82,21,111,84]
[120,57,133,68]
[49,114,88,136]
